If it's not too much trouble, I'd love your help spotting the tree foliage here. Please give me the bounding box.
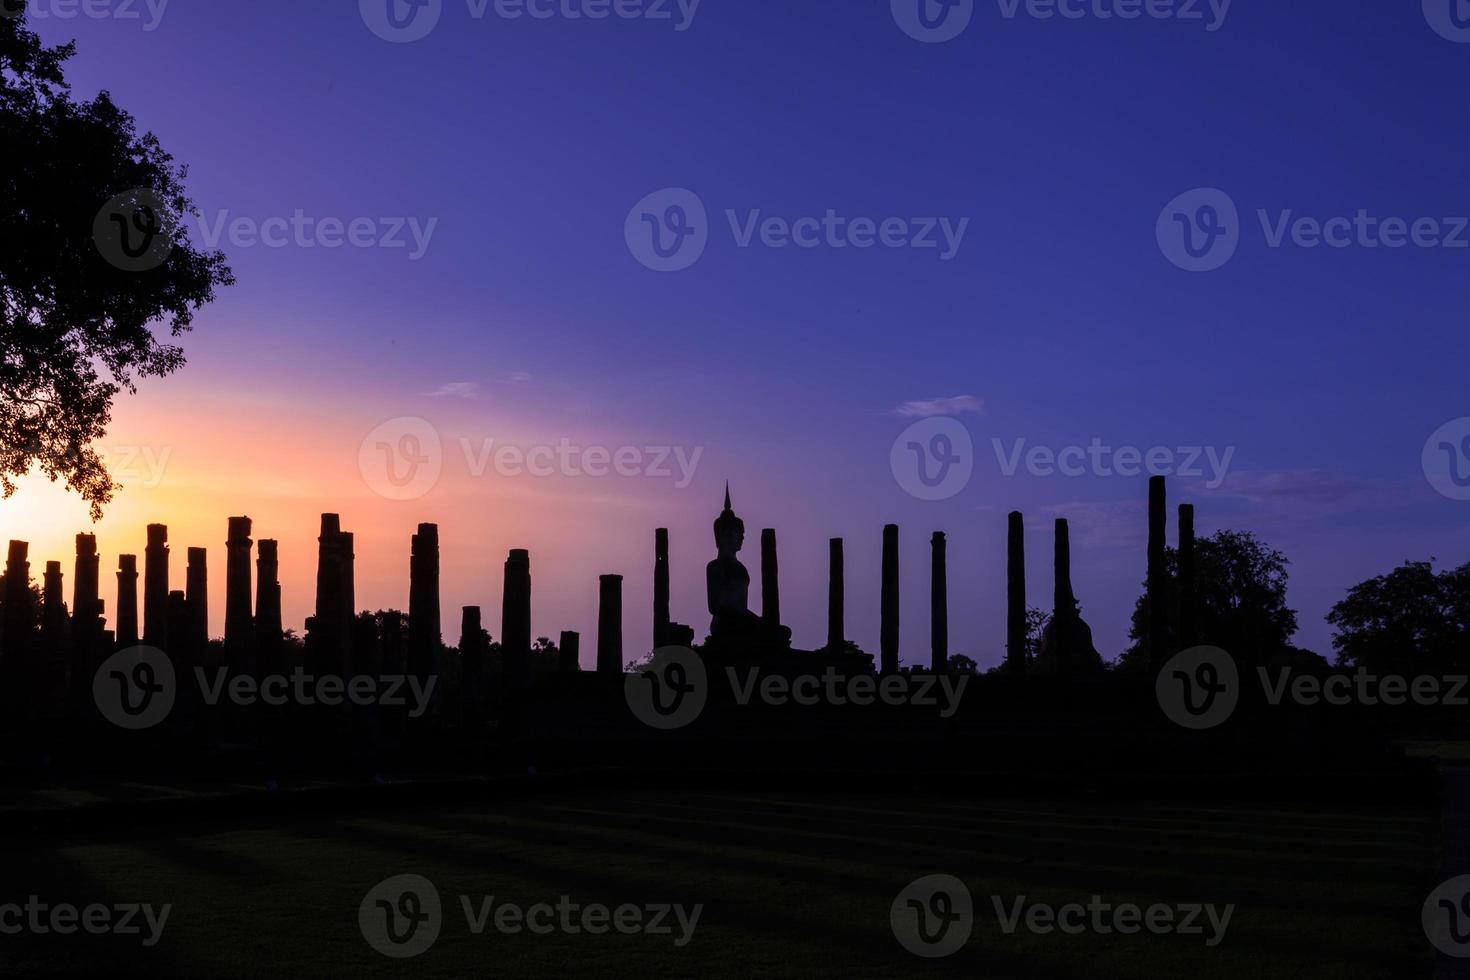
[1120,530,1301,669]
[0,6,233,518]
[1327,560,1470,675]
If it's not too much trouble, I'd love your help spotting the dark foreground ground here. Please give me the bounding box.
[0,781,1442,978]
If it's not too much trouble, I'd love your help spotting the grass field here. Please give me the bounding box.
[0,788,1442,977]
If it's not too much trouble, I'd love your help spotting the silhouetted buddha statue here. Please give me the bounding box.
[706,486,790,649]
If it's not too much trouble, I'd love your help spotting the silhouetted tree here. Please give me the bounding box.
[0,7,233,518]
[947,654,979,674]
[1328,559,1470,675]
[1119,530,1301,670]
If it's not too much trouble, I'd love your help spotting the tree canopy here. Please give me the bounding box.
[0,7,233,518]
[1119,529,1303,669]
[1327,560,1470,675]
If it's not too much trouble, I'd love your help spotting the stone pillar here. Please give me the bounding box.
[826,538,844,652]
[115,555,139,649]
[502,549,531,690]
[880,525,900,673]
[597,574,623,676]
[309,514,353,675]
[225,517,253,659]
[42,562,65,624]
[1,541,32,683]
[72,534,100,636]
[255,540,283,674]
[166,590,189,661]
[68,536,101,707]
[1006,512,1026,672]
[1053,519,1074,676]
[186,547,209,650]
[455,605,485,714]
[931,532,947,672]
[760,528,780,627]
[1178,503,1196,650]
[341,532,356,629]
[409,524,441,683]
[143,524,169,649]
[1147,476,1168,669]
[653,529,670,649]
[42,562,67,663]
[559,630,580,674]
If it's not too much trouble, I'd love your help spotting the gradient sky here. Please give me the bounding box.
[7,0,1470,665]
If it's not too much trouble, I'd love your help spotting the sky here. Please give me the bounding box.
[5,0,1470,665]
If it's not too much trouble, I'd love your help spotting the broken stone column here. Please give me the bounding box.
[761,528,780,628]
[501,549,531,691]
[1,541,32,688]
[827,538,845,652]
[255,540,283,675]
[72,534,100,637]
[653,529,670,649]
[166,590,189,663]
[309,514,353,675]
[70,535,101,695]
[1147,476,1168,669]
[115,555,139,649]
[42,562,68,678]
[143,524,169,649]
[225,517,253,660]
[1006,512,1026,672]
[1051,519,1075,676]
[459,606,487,716]
[559,630,580,674]
[409,524,442,685]
[1178,503,1196,650]
[186,547,209,651]
[597,574,623,676]
[880,525,900,674]
[931,531,947,672]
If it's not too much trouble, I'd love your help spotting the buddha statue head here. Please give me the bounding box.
[712,483,744,558]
